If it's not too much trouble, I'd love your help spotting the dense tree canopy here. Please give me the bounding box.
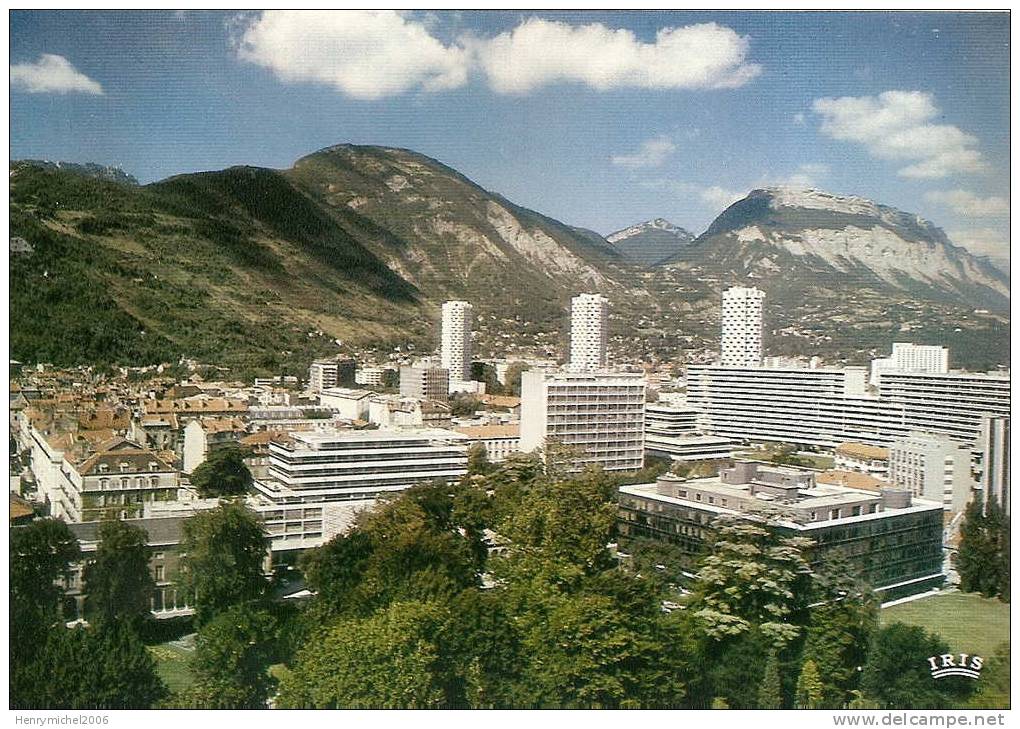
[176,502,268,626]
[190,445,253,498]
[83,518,155,627]
[957,500,1010,601]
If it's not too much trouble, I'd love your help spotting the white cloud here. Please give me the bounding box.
[10,54,103,95]
[812,90,986,179]
[947,227,1010,266]
[763,162,829,188]
[234,10,470,100]
[925,189,1009,218]
[611,135,676,169]
[648,180,744,210]
[698,184,745,210]
[473,18,760,94]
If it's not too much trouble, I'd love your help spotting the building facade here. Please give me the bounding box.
[978,415,1009,516]
[870,343,949,386]
[520,370,645,472]
[834,442,890,475]
[399,365,450,403]
[441,300,473,384]
[888,432,974,513]
[454,424,522,463]
[568,293,609,372]
[617,464,945,599]
[686,365,909,448]
[720,286,764,367]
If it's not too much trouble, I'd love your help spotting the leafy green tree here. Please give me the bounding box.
[688,519,813,648]
[176,502,268,626]
[299,531,375,620]
[12,621,166,709]
[10,518,81,624]
[466,443,494,475]
[795,659,824,709]
[449,393,482,417]
[470,361,503,394]
[966,643,1010,709]
[801,562,879,707]
[757,650,783,709]
[190,445,253,498]
[177,602,279,708]
[82,518,155,627]
[512,591,687,708]
[277,600,456,708]
[957,500,1010,600]
[861,623,975,709]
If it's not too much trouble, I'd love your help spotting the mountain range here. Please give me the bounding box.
[8,147,1010,374]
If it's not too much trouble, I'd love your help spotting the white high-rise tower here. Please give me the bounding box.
[720,286,764,367]
[441,300,473,383]
[569,293,608,372]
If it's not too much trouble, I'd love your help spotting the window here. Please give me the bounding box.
[155,565,165,581]
[119,463,130,473]
[98,463,109,474]
[120,478,129,489]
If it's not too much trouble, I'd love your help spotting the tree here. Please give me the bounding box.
[503,362,529,396]
[795,659,824,709]
[82,518,155,627]
[466,443,493,476]
[957,500,1010,600]
[801,561,878,707]
[688,519,814,648]
[470,361,502,394]
[861,623,975,709]
[10,518,81,624]
[177,602,279,708]
[299,531,376,621]
[757,650,783,709]
[190,445,253,498]
[12,621,166,709]
[449,393,482,417]
[277,600,456,709]
[176,502,268,626]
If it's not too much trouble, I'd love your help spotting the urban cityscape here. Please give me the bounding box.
[8,8,1010,717]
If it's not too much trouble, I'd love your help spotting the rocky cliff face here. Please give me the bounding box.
[666,187,1009,311]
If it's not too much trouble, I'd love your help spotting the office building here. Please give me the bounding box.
[258,428,469,504]
[888,432,974,512]
[721,286,764,367]
[618,463,945,598]
[520,370,645,472]
[399,365,450,403]
[308,358,355,392]
[441,300,473,384]
[568,293,609,372]
[454,424,521,464]
[644,403,733,462]
[978,415,1010,516]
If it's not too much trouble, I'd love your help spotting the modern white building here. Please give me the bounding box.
[870,343,949,386]
[399,365,450,403]
[978,415,1010,516]
[520,370,645,472]
[441,300,473,384]
[568,293,609,372]
[720,286,764,367]
[888,432,974,512]
[876,370,1011,446]
[687,364,909,448]
[258,428,469,504]
[643,403,732,462]
[645,404,699,437]
[318,387,376,421]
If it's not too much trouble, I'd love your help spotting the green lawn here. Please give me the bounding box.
[881,591,1009,657]
[148,642,195,695]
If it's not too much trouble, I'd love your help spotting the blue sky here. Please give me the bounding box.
[9,10,1010,261]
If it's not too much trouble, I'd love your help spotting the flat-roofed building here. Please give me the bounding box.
[687,365,908,448]
[520,370,645,472]
[870,343,949,386]
[617,462,945,599]
[400,365,450,403]
[877,371,1010,445]
[258,428,469,504]
[888,432,974,513]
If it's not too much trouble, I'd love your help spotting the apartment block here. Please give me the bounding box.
[520,370,645,472]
